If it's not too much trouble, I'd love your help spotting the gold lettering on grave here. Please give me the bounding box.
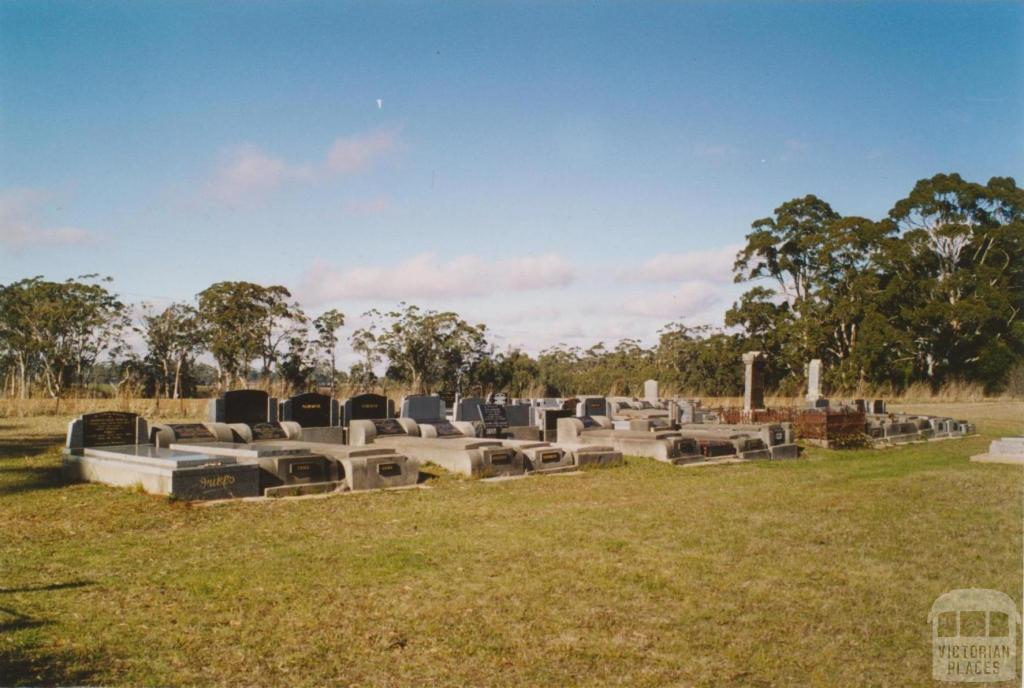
[199,475,236,489]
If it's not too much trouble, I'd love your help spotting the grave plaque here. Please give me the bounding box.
[251,422,288,441]
[583,397,608,417]
[420,419,464,438]
[372,418,406,436]
[345,394,392,425]
[438,391,457,411]
[223,389,270,425]
[479,404,509,429]
[287,392,332,428]
[82,412,138,448]
[167,423,216,442]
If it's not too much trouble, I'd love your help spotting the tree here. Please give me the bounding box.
[196,281,305,388]
[313,309,345,392]
[143,302,204,399]
[353,303,488,393]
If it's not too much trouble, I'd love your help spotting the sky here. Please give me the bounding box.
[1,1,1022,367]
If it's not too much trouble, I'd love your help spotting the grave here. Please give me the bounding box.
[348,418,525,478]
[455,396,484,422]
[971,437,1024,465]
[644,379,659,403]
[742,351,767,412]
[579,396,609,418]
[63,412,259,500]
[501,403,541,440]
[343,393,395,427]
[209,389,277,425]
[400,394,446,422]
[805,359,822,403]
[557,416,702,465]
[477,403,510,438]
[278,392,344,444]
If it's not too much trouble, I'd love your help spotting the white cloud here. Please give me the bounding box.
[204,144,314,203]
[0,188,95,250]
[203,128,399,205]
[327,129,398,174]
[619,244,742,284]
[297,252,576,305]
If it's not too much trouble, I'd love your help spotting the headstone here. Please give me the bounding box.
[215,389,274,425]
[401,394,446,421]
[742,351,767,412]
[543,408,574,441]
[806,359,822,402]
[583,397,608,417]
[455,397,484,422]
[344,393,393,425]
[68,411,149,449]
[643,379,659,403]
[492,392,508,405]
[280,392,338,428]
[504,404,531,428]
[438,390,457,413]
[478,403,509,438]
[561,397,580,412]
[872,399,887,415]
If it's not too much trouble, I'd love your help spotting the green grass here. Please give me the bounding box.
[1,403,1021,686]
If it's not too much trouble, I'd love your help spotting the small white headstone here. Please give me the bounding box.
[644,379,659,402]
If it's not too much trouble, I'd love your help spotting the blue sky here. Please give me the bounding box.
[2,1,1021,362]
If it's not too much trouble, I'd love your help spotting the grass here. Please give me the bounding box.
[1,402,1021,686]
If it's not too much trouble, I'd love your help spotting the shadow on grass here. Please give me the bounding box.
[0,464,71,497]
[0,640,104,687]
[0,580,105,686]
[0,580,94,595]
[0,434,63,460]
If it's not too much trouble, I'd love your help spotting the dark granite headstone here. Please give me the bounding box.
[872,399,887,414]
[345,393,392,425]
[583,397,608,417]
[438,391,457,411]
[81,412,138,448]
[544,408,573,437]
[223,390,270,425]
[286,392,332,428]
[478,404,509,430]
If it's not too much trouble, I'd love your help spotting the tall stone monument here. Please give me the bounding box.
[806,359,822,402]
[742,351,766,412]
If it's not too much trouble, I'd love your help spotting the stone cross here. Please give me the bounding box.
[742,351,766,411]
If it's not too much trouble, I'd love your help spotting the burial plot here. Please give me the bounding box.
[63,412,259,500]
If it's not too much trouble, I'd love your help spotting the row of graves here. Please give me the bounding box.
[716,354,977,448]
[62,355,985,502]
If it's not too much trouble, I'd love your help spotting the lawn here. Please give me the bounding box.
[1,402,1021,686]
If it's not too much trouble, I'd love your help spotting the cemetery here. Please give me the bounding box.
[56,354,985,502]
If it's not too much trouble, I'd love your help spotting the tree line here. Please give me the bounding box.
[1,172,1021,400]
